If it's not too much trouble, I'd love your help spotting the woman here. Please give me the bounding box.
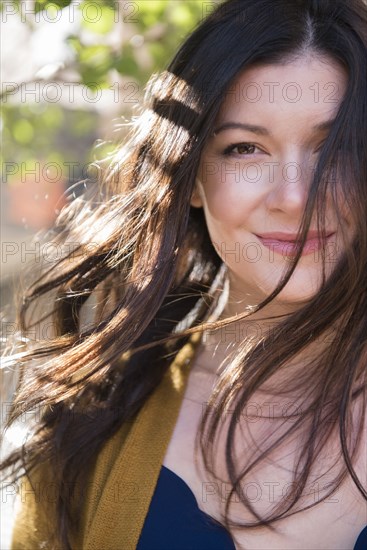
[2,0,366,548]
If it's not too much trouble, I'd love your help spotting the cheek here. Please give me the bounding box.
[206,191,240,225]
[198,155,269,225]
[202,177,264,227]
[333,184,355,227]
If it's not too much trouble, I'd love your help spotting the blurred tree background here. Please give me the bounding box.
[1,0,221,258]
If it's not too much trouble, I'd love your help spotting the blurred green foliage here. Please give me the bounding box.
[2,0,220,188]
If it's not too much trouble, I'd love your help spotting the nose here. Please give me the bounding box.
[265,155,311,217]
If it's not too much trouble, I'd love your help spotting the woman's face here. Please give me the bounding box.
[192,55,350,305]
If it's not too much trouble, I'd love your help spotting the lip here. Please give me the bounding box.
[255,231,335,241]
[255,231,336,256]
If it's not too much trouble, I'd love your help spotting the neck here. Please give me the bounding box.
[196,274,316,375]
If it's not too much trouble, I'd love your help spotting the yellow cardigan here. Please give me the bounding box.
[11,331,203,550]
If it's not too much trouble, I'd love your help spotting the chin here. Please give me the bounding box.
[260,269,325,304]
[269,285,319,304]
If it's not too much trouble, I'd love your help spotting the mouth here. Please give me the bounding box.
[254,232,336,256]
[255,231,335,241]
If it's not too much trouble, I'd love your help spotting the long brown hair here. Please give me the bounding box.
[1,0,367,547]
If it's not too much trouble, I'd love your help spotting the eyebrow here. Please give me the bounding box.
[213,119,336,137]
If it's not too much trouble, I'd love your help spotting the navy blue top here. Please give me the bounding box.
[137,465,367,550]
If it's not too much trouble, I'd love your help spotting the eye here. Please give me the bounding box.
[223,142,262,157]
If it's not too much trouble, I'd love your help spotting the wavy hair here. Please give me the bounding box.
[1,0,367,547]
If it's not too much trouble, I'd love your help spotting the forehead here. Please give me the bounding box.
[216,56,348,129]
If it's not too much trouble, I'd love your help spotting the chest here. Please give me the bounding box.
[161,365,367,550]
